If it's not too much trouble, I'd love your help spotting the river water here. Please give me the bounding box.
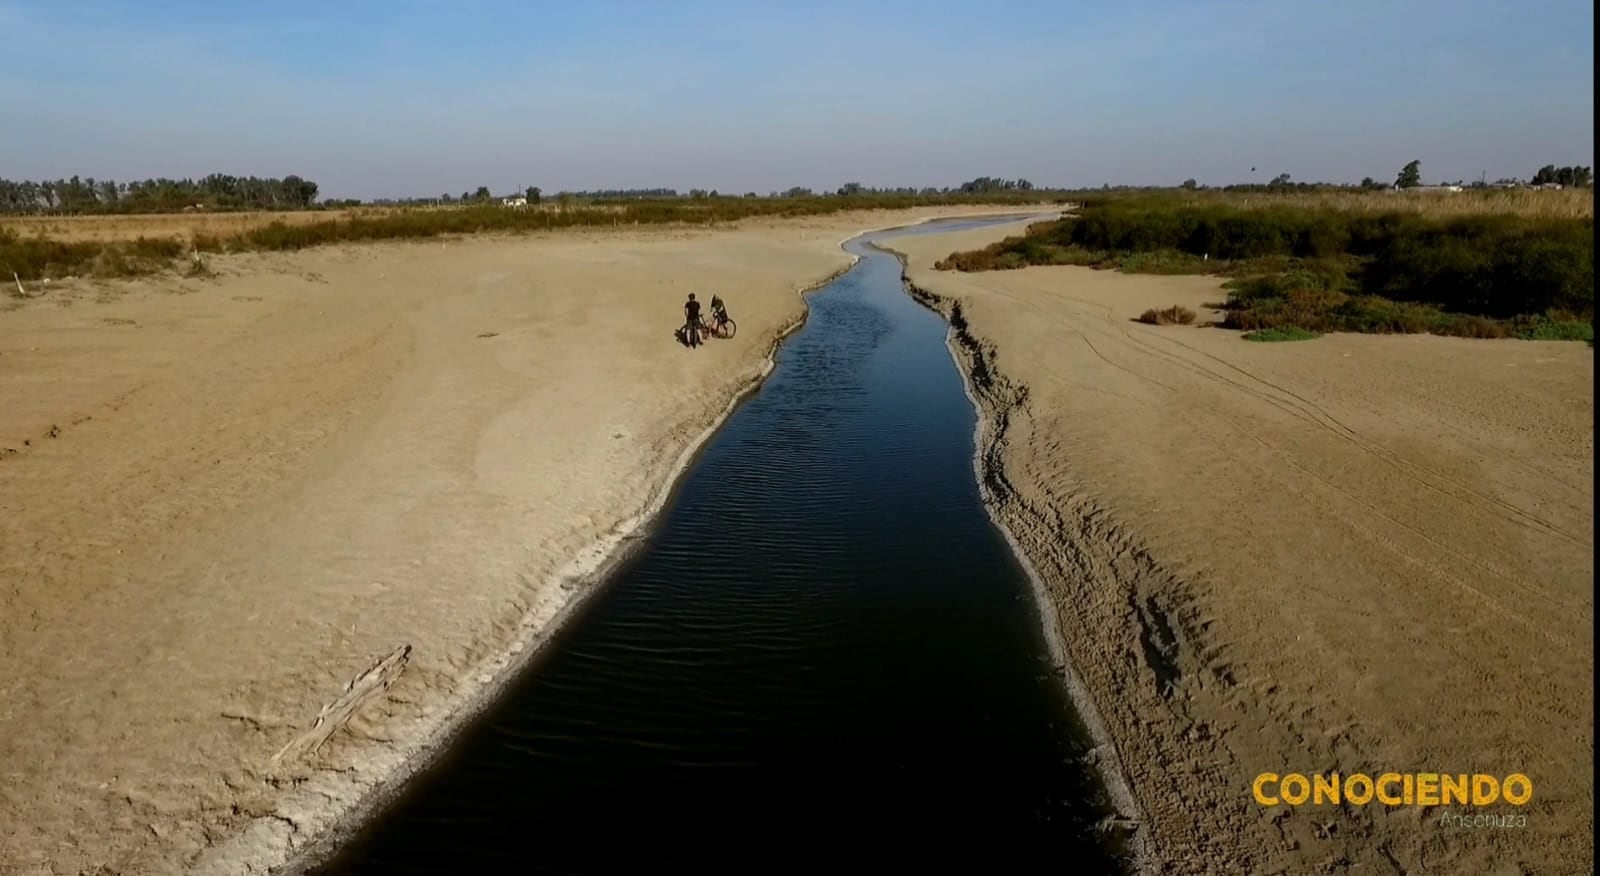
[312,216,1124,874]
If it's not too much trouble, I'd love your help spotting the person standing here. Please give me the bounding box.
[683,293,703,347]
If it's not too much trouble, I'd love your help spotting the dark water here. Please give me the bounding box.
[314,216,1123,875]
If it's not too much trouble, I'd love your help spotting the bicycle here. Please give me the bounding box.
[702,310,737,340]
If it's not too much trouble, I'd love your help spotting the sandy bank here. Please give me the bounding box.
[889,226,1594,875]
[0,206,1030,876]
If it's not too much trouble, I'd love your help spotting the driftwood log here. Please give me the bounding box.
[272,644,411,767]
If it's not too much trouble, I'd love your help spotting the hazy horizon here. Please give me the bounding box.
[2,0,1592,200]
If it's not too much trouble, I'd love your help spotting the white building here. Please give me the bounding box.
[501,196,528,208]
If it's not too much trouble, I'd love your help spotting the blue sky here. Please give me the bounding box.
[0,0,1592,198]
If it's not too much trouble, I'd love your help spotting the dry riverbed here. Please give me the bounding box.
[890,227,1594,875]
[0,206,1024,875]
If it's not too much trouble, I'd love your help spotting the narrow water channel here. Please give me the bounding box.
[312,216,1124,874]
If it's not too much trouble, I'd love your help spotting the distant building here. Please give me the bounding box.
[1394,185,1463,193]
[501,196,528,208]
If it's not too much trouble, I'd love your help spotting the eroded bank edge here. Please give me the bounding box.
[244,259,858,876]
[879,243,1154,875]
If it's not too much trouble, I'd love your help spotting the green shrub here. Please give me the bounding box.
[1243,327,1321,342]
[1117,249,1211,274]
[1512,314,1595,341]
[939,197,1594,337]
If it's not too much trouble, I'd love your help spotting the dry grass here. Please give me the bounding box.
[1193,188,1593,219]
[7,189,1587,245]
[0,209,375,243]
[1137,305,1198,325]
[2,196,1066,282]
[0,203,620,243]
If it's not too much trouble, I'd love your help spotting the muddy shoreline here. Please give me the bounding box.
[889,252,1152,873]
[886,225,1594,875]
[267,259,857,875]
[270,212,1044,875]
[9,210,1016,876]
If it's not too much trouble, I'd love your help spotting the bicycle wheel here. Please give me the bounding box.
[716,318,737,339]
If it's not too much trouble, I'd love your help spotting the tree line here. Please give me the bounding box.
[1180,160,1594,193]
[365,179,1050,207]
[585,178,1043,199]
[1388,160,1591,189]
[1531,165,1593,187]
[5,163,1587,216]
[0,174,321,214]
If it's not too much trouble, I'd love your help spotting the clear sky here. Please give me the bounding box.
[1,0,1592,199]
